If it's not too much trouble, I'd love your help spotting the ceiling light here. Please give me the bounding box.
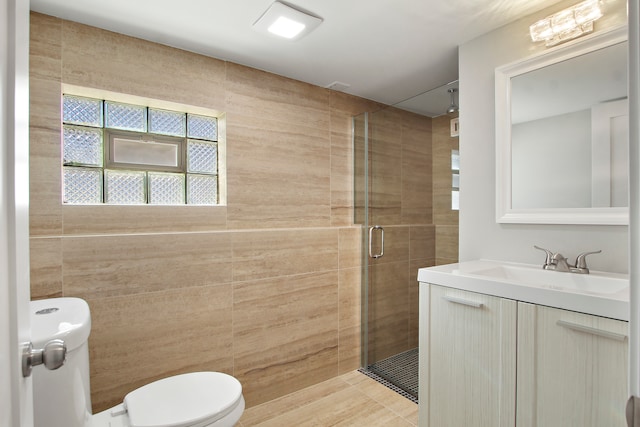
[269,16,305,38]
[529,0,603,47]
[253,2,322,40]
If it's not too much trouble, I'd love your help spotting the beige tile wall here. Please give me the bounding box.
[28,11,442,412]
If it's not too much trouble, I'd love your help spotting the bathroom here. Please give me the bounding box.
[2,0,639,426]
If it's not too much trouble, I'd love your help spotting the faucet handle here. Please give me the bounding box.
[534,245,554,266]
[574,250,602,269]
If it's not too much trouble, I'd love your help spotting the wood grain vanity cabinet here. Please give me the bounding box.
[516,303,628,427]
[420,284,517,427]
[419,283,629,427]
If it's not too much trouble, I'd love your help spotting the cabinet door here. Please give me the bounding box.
[517,303,628,427]
[427,285,517,427]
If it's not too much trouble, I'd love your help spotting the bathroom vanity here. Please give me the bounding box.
[417,260,629,427]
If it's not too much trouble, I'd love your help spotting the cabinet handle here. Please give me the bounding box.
[556,320,627,342]
[442,295,483,308]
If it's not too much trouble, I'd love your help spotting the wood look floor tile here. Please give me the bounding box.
[240,377,349,425]
[240,371,418,427]
[248,385,411,426]
[357,376,419,422]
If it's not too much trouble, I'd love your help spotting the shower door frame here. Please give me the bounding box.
[353,111,371,369]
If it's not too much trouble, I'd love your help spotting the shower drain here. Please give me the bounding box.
[359,347,419,404]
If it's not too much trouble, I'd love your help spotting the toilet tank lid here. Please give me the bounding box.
[30,297,91,352]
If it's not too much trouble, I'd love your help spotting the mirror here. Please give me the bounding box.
[495,26,628,225]
[393,80,459,117]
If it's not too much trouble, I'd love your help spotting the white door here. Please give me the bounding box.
[591,99,629,208]
[630,0,640,416]
[1,0,33,425]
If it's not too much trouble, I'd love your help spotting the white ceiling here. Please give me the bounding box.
[30,0,561,114]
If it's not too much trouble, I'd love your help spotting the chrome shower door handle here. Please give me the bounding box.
[368,226,384,259]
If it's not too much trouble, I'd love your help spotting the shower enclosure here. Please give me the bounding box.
[354,83,460,401]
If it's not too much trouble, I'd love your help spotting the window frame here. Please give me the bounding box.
[105,129,186,173]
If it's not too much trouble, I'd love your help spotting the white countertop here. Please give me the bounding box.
[417,259,629,321]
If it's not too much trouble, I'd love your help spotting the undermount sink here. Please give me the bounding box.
[417,259,629,320]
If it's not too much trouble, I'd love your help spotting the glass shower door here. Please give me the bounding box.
[354,108,421,400]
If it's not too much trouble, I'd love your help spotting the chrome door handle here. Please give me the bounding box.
[368,226,384,259]
[21,339,67,377]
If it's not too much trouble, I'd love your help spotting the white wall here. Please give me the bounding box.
[512,109,591,209]
[458,0,629,273]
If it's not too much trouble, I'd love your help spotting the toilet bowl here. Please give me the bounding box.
[30,297,244,427]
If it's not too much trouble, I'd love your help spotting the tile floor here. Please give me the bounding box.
[238,370,419,426]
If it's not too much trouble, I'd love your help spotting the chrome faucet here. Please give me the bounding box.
[534,245,601,274]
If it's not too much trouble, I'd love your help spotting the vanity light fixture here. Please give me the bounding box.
[529,0,603,47]
[253,1,323,40]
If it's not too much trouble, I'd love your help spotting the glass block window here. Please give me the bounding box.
[452,150,460,211]
[105,101,147,132]
[149,108,186,137]
[63,125,103,166]
[63,167,103,204]
[105,170,147,205]
[188,114,217,141]
[452,190,460,211]
[63,96,103,127]
[62,93,221,206]
[187,140,217,174]
[187,174,217,205]
[148,172,185,205]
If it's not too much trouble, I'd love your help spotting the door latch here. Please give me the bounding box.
[21,339,67,377]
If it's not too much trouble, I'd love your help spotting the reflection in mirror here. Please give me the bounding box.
[394,80,458,117]
[392,80,461,216]
[511,41,627,210]
[495,26,629,225]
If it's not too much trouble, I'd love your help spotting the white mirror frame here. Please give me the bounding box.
[495,25,629,225]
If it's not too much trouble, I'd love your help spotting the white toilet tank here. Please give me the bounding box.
[30,297,93,427]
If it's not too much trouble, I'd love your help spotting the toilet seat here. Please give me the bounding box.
[122,372,243,427]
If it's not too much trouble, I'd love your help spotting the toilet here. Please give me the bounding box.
[30,297,245,427]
